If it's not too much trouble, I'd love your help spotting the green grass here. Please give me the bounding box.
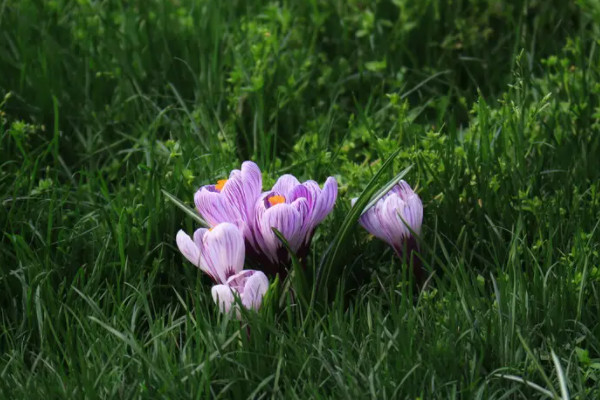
[1,0,600,398]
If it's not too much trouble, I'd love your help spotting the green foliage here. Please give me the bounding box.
[1,0,600,398]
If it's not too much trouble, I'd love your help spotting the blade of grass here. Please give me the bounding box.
[517,330,561,399]
[361,164,414,215]
[494,374,555,399]
[162,189,208,226]
[551,350,570,400]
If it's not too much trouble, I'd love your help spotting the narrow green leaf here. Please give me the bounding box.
[272,228,309,308]
[551,350,570,400]
[162,189,208,226]
[361,164,413,215]
[517,330,562,400]
[494,374,555,399]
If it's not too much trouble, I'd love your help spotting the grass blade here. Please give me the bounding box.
[162,189,208,226]
[551,350,570,400]
[517,330,561,399]
[494,374,555,398]
[361,164,413,215]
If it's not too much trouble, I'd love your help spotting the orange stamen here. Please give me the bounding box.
[268,195,286,206]
[215,179,228,192]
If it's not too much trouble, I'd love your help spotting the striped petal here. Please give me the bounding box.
[272,174,301,196]
[309,176,337,229]
[176,230,201,266]
[194,188,242,226]
[240,271,269,310]
[211,284,236,313]
[258,203,303,262]
[193,228,209,248]
[382,195,410,246]
[200,223,245,283]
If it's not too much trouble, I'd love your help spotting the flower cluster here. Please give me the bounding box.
[178,161,338,314]
[176,161,424,315]
[194,162,338,275]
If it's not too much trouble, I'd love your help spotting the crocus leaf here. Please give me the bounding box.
[272,228,310,309]
[162,189,208,226]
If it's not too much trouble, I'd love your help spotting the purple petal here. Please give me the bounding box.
[355,181,423,254]
[211,284,236,313]
[272,174,301,197]
[402,192,423,235]
[221,173,248,217]
[200,223,245,283]
[203,185,219,193]
[291,197,311,240]
[289,184,313,206]
[257,203,302,261]
[176,230,201,266]
[309,176,337,229]
[382,195,410,247]
[222,162,262,218]
[224,269,254,291]
[396,180,416,201]
[194,161,263,229]
[358,202,392,244]
[194,188,242,226]
[193,228,209,248]
[241,161,262,210]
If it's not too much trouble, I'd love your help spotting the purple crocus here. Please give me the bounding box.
[253,174,338,275]
[353,180,424,281]
[176,222,269,313]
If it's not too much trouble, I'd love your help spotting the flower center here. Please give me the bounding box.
[268,195,286,206]
[215,179,228,192]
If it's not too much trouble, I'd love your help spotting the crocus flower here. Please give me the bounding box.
[353,180,424,280]
[194,161,262,248]
[253,174,338,275]
[176,222,269,313]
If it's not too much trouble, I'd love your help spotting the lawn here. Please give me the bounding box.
[1,0,599,398]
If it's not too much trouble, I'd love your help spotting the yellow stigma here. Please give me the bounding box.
[215,179,228,192]
[268,195,286,206]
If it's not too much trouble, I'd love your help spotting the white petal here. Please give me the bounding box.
[211,285,236,313]
[176,230,200,266]
[240,271,269,310]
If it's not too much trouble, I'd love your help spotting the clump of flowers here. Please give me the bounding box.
[177,161,425,315]
[194,161,337,277]
[353,180,424,281]
[178,161,338,314]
